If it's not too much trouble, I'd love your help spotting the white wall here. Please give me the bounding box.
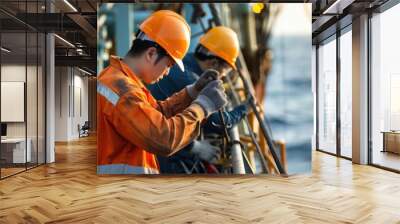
[54,67,89,141]
[55,66,69,141]
[72,73,89,138]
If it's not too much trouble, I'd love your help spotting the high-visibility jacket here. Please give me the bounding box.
[97,56,205,174]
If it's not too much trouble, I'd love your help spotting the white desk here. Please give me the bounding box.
[1,138,31,163]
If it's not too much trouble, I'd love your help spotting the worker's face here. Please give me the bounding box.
[142,47,175,84]
[209,58,232,78]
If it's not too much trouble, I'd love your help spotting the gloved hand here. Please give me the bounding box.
[193,80,228,117]
[238,97,253,115]
[186,69,219,99]
[234,104,249,119]
[191,140,221,163]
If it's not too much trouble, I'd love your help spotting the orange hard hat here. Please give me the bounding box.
[199,26,240,69]
[139,10,191,71]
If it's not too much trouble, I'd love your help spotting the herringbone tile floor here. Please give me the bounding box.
[1,135,400,223]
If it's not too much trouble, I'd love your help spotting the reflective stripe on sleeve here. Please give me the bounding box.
[97,164,160,174]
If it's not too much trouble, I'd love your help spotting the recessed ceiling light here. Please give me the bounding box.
[78,67,93,76]
[63,0,78,12]
[1,47,11,53]
[54,34,75,48]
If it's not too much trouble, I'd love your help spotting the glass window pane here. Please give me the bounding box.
[27,31,38,169]
[1,0,46,179]
[318,37,337,154]
[371,4,400,171]
[38,32,45,165]
[340,29,352,158]
[1,30,27,178]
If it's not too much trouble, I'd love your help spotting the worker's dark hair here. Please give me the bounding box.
[127,30,169,65]
[194,45,226,64]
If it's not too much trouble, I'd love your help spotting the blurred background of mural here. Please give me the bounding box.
[97,3,312,174]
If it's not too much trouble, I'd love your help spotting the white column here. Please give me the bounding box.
[46,32,55,163]
[45,1,56,163]
[352,14,369,164]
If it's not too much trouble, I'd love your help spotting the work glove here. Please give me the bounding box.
[238,97,253,115]
[236,104,249,115]
[186,69,220,99]
[231,103,250,122]
[193,80,228,117]
[191,140,221,163]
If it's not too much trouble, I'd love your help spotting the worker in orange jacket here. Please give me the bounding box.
[97,10,228,174]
